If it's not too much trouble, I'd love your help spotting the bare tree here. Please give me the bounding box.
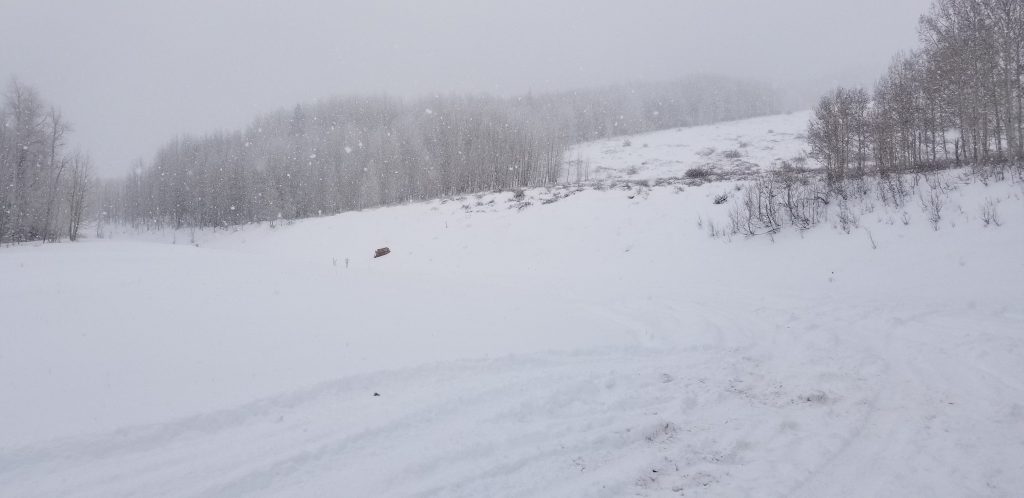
[808,87,870,187]
[42,108,71,242]
[66,153,91,241]
[809,0,1024,176]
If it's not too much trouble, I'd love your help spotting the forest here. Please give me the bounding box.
[808,0,1024,184]
[97,76,780,232]
[1,75,780,242]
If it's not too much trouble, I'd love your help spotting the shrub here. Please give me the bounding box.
[921,190,945,230]
[685,167,711,179]
[980,198,1001,227]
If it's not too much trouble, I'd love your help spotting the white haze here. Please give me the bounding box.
[0,0,931,176]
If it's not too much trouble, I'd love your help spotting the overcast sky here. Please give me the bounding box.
[1,0,932,176]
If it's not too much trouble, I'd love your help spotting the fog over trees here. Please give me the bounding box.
[0,0,932,176]
[94,76,780,231]
[809,0,1024,183]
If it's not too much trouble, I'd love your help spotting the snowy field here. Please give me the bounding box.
[2,114,1024,497]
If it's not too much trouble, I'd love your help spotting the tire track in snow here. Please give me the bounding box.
[787,304,1024,497]
[1,293,908,497]
[0,339,875,497]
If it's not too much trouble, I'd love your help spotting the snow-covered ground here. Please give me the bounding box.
[2,114,1023,497]
[566,111,814,181]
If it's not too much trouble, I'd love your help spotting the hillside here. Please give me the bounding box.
[2,113,1023,497]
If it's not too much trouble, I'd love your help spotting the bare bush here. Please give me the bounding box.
[921,190,945,231]
[980,199,1001,227]
[771,169,826,229]
[836,200,858,234]
[707,218,727,238]
[730,176,783,236]
[706,157,1014,240]
[685,167,711,179]
[877,174,910,208]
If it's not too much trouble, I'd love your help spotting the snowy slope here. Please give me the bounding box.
[2,114,1024,497]
[566,111,814,181]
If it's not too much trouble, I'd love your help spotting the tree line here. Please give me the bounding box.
[0,80,91,244]
[98,75,781,231]
[809,0,1023,184]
